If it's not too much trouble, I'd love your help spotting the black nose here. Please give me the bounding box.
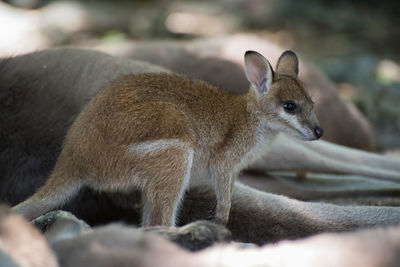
[314,126,324,139]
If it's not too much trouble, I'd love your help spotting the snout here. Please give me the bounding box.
[313,126,324,139]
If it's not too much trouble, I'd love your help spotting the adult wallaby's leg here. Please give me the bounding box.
[253,134,400,182]
[306,139,400,172]
[180,181,400,244]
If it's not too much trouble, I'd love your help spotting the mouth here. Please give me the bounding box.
[295,128,318,141]
[297,123,323,141]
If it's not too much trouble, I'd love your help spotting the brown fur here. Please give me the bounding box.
[0,48,169,205]
[98,34,375,150]
[13,51,321,226]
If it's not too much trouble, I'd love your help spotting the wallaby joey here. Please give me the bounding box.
[13,50,323,226]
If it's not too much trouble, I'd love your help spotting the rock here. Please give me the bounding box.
[143,220,232,251]
[32,210,90,244]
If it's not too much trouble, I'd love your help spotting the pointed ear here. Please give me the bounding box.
[244,50,274,95]
[276,50,299,76]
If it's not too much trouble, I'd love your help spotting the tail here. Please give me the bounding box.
[12,172,83,221]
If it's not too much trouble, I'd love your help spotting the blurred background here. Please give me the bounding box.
[1,0,399,149]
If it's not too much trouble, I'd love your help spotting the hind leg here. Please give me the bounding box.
[143,148,194,226]
[127,139,194,226]
[142,184,186,226]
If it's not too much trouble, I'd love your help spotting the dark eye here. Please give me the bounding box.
[283,101,297,113]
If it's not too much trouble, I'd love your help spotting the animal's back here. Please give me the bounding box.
[77,73,245,150]
[60,73,241,183]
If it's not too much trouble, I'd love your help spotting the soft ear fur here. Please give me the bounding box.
[276,50,299,76]
[244,50,274,95]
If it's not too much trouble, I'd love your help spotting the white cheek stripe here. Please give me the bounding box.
[278,111,315,139]
[126,139,190,156]
[279,111,304,132]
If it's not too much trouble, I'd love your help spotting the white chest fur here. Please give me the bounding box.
[232,120,274,175]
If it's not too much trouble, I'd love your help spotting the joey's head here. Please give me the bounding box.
[244,50,323,141]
